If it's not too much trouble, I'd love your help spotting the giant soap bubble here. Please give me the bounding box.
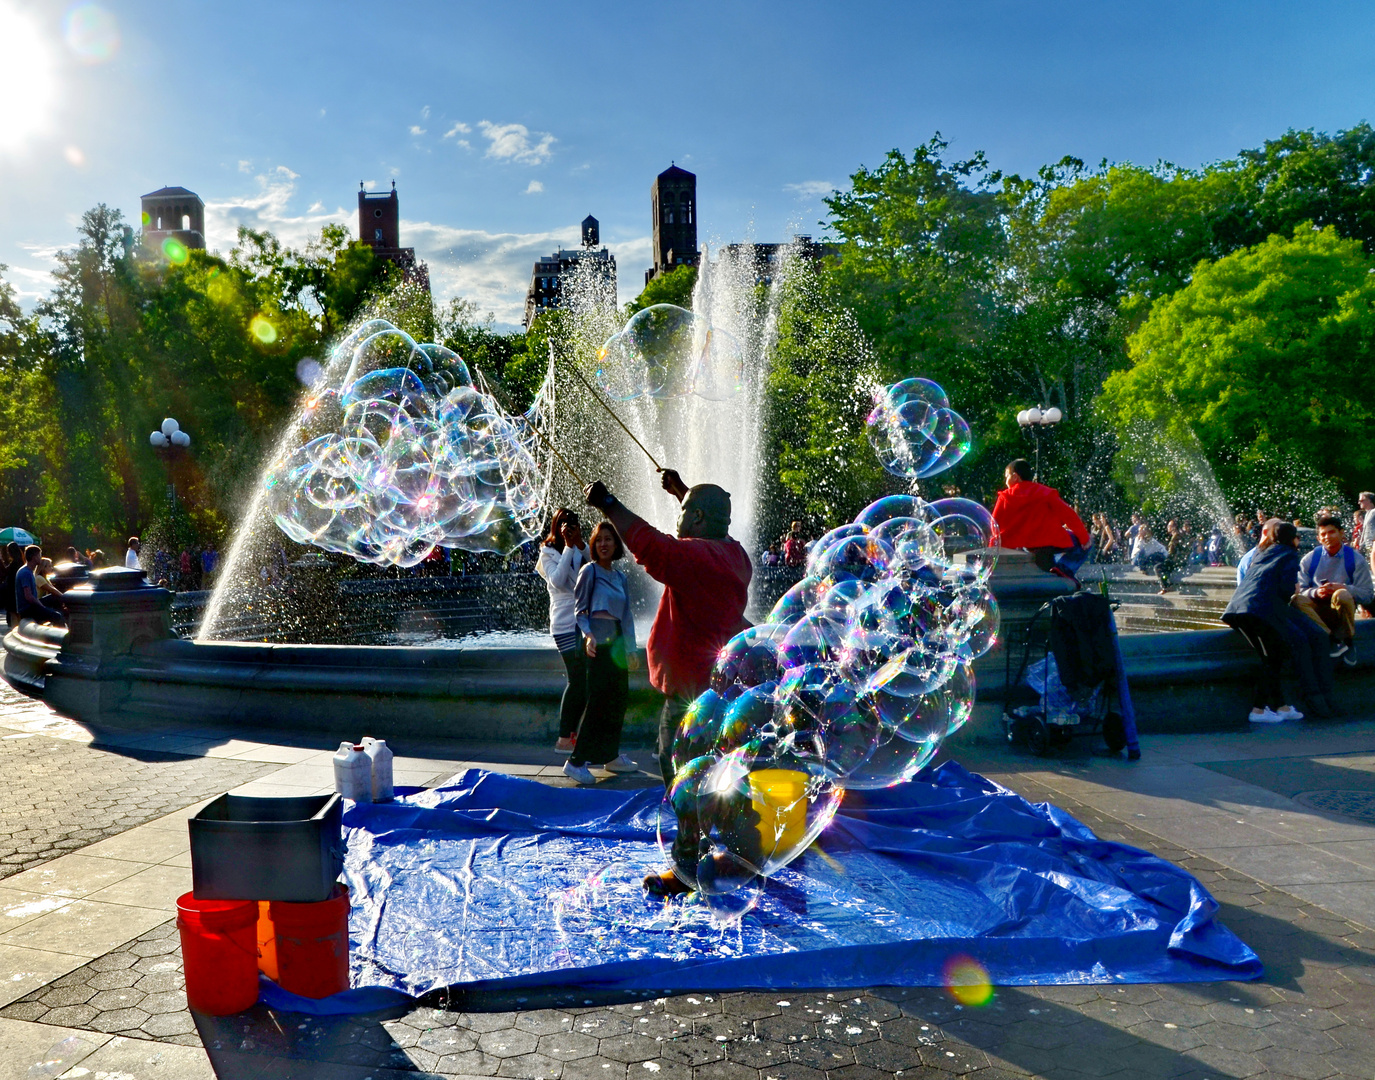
[659,486,1001,916]
[265,321,546,567]
[867,378,972,479]
[595,304,744,401]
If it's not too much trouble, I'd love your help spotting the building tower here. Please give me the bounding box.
[647,163,697,285]
[357,181,430,290]
[141,186,206,257]
[524,216,618,329]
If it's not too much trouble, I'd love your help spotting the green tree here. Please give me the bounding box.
[625,265,697,316]
[1099,225,1375,497]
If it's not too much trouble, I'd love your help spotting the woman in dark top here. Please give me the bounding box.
[1222,520,1336,721]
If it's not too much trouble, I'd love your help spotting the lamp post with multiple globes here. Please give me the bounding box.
[1015,405,1062,481]
[149,417,191,506]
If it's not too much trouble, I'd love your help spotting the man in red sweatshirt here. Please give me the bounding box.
[991,459,1090,579]
[585,469,752,894]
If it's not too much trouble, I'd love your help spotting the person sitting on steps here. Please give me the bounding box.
[1294,514,1372,668]
[990,459,1090,584]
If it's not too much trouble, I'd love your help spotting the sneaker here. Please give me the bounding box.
[1330,640,1350,659]
[601,754,639,773]
[554,736,575,754]
[1342,644,1358,667]
[563,760,597,785]
[1275,705,1305,721]
[1248,708,1284,724]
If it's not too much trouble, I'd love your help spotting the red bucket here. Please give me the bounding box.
[268,883,350,999]
[176,893,259,1015]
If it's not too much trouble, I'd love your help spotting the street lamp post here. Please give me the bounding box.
[1015,405,1062,481]
[149,417,191,506]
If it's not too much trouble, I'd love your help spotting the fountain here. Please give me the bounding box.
[4,242,1345,742]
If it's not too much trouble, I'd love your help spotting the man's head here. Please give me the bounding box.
[1256,510,1268,523]
[678,484,731,540]
[1361,492,1375,513]
[789,520,801,535]
[1131,512,1143,524]
[1273,520,1299,549]
[1316,515,1345,554]
[128,536,139,552]
[1005,459,1032,486]
[24,545,39,567]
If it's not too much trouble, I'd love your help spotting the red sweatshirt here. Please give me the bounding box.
[992,480,1089,550]
[621,518,753,699]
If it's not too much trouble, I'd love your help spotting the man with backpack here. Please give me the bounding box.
[1294,515,1372,667]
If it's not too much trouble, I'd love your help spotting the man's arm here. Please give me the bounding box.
[584,480,724,592]
[1297,551,1317,595]
[1054,495,1090,547]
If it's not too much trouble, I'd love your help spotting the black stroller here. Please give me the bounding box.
[1002,590,1139,758]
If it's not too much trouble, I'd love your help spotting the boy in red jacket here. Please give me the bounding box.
[584,469,753,894]
[992,459,1090,579]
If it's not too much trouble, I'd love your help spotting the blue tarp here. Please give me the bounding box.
[337,764,1259,998]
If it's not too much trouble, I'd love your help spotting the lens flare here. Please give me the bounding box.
[250,315,278,344]
[161,238,188,265]
[63,3,120,64]
[942,954,993,1006]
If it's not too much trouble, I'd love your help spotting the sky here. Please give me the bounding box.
[2,0,1373,329]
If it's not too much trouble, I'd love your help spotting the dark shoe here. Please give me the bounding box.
[1330,640,1350,659]
[1303,695,1335,720]
[1127,747,1141,761]
[1342,644,1358,667]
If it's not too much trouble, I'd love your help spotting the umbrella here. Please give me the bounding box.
[0,528,38,546]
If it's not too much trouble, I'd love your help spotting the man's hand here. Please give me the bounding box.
[660,469,689,502]
[1318,582,1339,599]
[584,481,613,511]
[584,635,597,658]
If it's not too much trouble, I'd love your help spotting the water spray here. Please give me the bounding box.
[549,340,665,473]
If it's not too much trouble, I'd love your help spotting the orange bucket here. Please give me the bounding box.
[267,884,351,998]
[256,901,278,981]
[176,893,259,1015]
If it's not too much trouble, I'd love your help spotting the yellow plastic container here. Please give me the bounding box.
[748,769,809,859]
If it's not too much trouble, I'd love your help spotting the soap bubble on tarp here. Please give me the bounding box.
[265,321,547,566]
[866,378,972,480]
[660,471,1000,918]
[594,304,745,401]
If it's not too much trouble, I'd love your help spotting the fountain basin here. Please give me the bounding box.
[8,556,1372,742]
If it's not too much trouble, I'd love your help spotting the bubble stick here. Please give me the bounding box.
[550,342,664,473]
[478,373,586,487]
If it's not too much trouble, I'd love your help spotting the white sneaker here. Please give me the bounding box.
[601,754,639,773]
[1275,705,1305,721]
[1248,708,1284,724]
[563,760,597,785]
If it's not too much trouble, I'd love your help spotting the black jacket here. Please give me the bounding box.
[1223,544,1299,634]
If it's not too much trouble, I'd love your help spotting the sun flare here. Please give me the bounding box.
[0,3,57,154]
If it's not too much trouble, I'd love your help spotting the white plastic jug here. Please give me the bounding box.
[362,737,394,802]
[332,742,371,803]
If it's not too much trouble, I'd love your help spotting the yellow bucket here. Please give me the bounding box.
[748,769,809,858]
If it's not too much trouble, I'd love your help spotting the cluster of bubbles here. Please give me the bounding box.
[867,379,971,479]
[265,320,546,567]
[661,491,1002,919]
[595,304,745,401]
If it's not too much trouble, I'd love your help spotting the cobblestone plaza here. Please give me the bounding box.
[2,683,1375,1079]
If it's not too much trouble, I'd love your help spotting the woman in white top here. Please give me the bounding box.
[563,522,638,785]
[536,509,588,754]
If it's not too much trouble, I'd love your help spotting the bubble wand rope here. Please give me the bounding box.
[549,341,664,473]
[477,372,587,488]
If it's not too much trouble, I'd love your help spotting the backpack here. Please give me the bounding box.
[1302,545,1356,586]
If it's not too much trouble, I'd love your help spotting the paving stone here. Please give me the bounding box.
[1185,1043,1266,1077]
[517,1010,578,1036]
[692,1061,759,1080]
[600,1033,666,1063]
[88,987,145,1011]
[499,1050,568,1078]
[142,1009,197,1037]
[725,1040,787,1069]
[1251,1046,1339,1079]
[661,1034,729,1067]
[480,1027,541,1058]
[917,1044,989,1074]
[562,1057,629,1080]
[540,1031,601,1060]
[751,1062,825,1080]
[782,1039,854,1071]
[41,1003,99,1027]
[89,1005,152,1032]
[850,1038,924,1072]
[755,1016,816,1044]
[438,1049,503,1075]
[877,1017,943,1048]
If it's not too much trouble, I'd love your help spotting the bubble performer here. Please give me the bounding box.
[582,470,753,896]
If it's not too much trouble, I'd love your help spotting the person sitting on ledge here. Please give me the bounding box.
[1294,514,1372,667]
[991,459,1090,583]
[584,469,752,896]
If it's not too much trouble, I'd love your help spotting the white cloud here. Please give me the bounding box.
[443,121,470,138]
[525,180,543,194]
[784,180,834,197]
[238,159,252,174]
[421,106,430,120]
[409,125,426,136]
[455,139,471,150]
[199,164,652,329]
[477,120,555,165]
